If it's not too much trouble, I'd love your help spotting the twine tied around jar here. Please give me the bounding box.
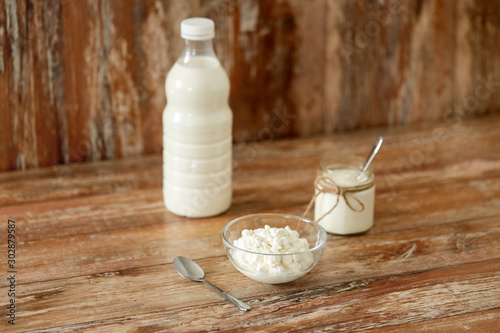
[303,175,371,223]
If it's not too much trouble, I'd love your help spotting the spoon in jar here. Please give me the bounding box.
[356,136,383,180]
[173,256,251,311]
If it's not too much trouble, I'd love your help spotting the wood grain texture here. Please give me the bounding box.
[0,115,499,331]
[1,0,500,171]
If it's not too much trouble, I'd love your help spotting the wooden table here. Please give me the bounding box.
[1,116,500,332]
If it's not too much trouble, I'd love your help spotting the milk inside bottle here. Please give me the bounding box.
[163,18,232,217]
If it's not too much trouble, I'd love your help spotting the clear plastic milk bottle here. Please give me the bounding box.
[163,18,232,217]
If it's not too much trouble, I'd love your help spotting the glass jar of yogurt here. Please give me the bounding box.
[313,156,375,235]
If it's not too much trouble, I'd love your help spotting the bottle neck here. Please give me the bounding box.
[178,39,218,66]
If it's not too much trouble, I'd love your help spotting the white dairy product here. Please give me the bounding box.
[231,225,314,284]
[315,168,375,235]
[163,18,232,218]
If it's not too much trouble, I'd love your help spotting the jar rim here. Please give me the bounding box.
[318,156,374,188]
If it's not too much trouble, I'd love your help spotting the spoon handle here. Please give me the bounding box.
[357,136,383,179]
[202,279,251,311]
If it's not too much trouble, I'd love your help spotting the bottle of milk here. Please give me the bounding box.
[163,18,232,217]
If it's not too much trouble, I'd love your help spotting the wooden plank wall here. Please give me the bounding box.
[0,0,499,172]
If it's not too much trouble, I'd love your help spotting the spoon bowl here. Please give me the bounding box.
[173,256,204,282]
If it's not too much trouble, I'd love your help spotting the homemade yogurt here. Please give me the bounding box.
[314,160,375,235]
[231,225,314,284]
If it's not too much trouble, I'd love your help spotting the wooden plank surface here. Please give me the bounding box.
[1,0,500,171]
[0,115,500,331]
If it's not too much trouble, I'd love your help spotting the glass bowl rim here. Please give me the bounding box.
[222,213,328,256]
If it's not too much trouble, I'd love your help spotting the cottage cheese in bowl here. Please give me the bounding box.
[222,214,327,284]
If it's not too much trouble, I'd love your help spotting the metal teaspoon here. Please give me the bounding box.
[357,136,383,180]
[173,256,251,312]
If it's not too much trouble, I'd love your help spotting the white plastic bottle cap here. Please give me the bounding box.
[181,18,215,40]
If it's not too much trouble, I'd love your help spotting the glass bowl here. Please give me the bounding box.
[222,213,327,284]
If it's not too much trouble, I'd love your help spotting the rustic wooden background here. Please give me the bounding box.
[0,0,499,172]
